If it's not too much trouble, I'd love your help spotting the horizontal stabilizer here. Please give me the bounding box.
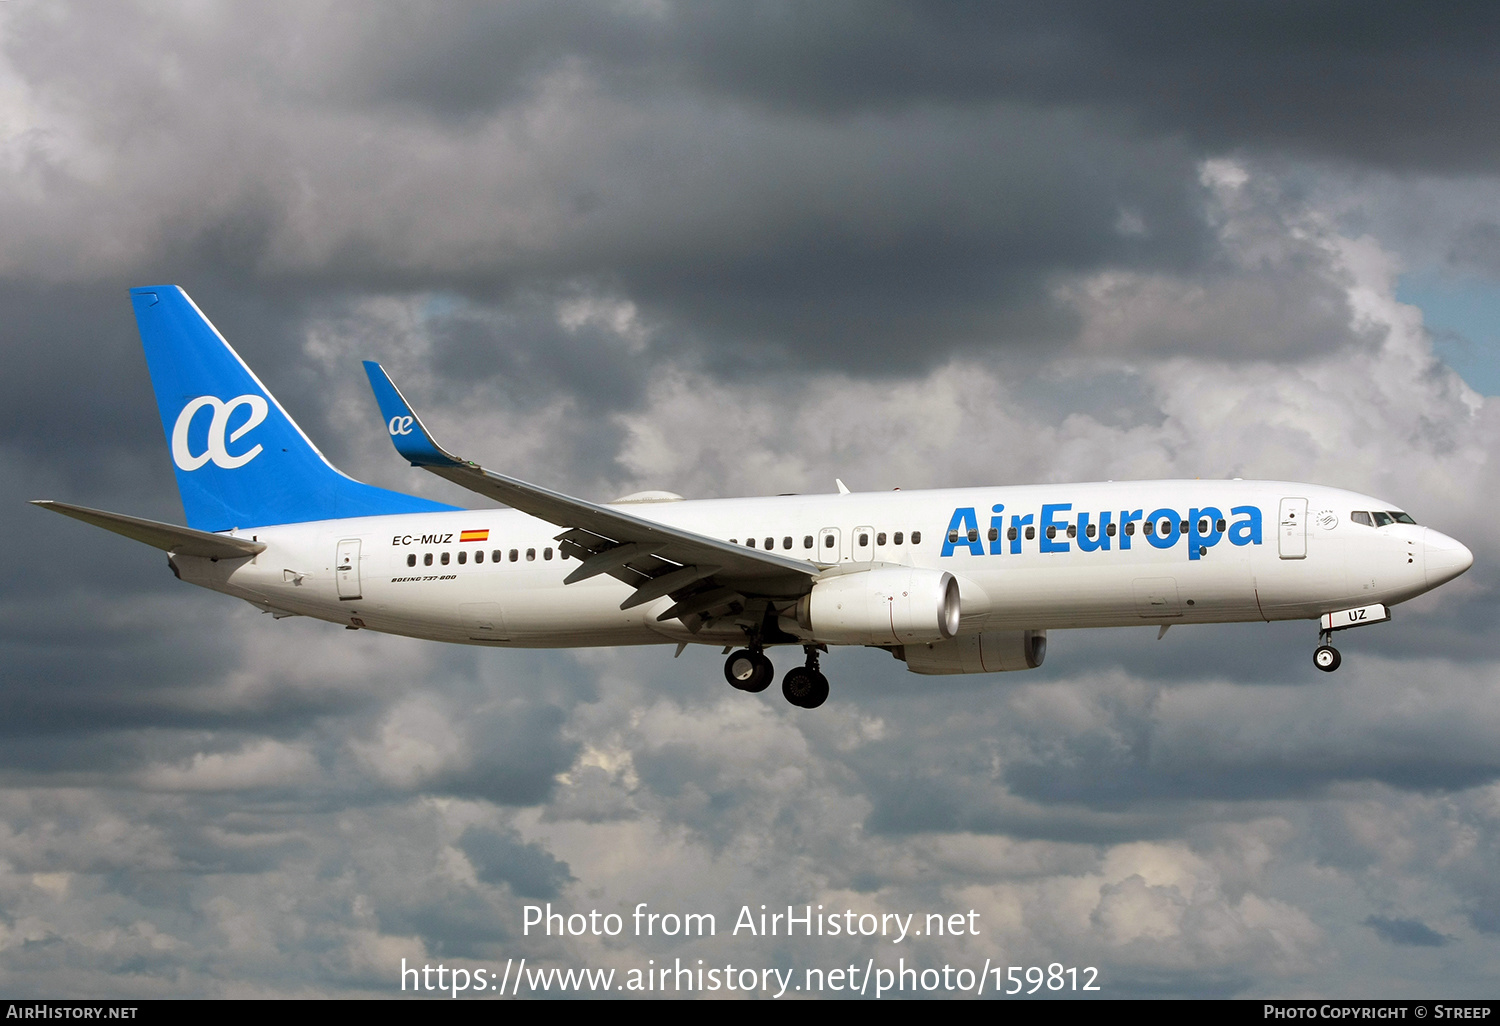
[31,500,266,559]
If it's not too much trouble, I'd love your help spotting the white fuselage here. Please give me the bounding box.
[170,480,1469,650]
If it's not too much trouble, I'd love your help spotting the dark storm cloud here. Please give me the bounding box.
[354,1,1500,173]
[423,292,650,414]
[9,0,1474,388]
[458,824,573,898]
[1365,916,1449,948]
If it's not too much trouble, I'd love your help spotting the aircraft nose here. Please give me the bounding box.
[1423,528,1474,588]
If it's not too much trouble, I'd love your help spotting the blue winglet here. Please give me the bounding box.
[362,361,465,468]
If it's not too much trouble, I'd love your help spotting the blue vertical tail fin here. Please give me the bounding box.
[130,285,457,531]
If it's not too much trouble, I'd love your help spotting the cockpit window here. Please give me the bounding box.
[1351,511,1372,527]
[1371,511,1394,528]
[1388,511,1417,525]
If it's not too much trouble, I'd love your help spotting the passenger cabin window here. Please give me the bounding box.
[1046,526,1056,539]
[423,553,433,566]
[458,551,467,564]
[1066,525,1076,538]
[966,529,978,543]
[729,538,737,544]
[1144,520,1154,536]
[987,528,998,542]
[1007,527,1018,541]
[440,552,450,565]
[1351,511,1373,527]
[783,536,792,549]
[911,531,921,544]
[407,554,416,567]
[1086,524,1096,538]
[858,533,869,546]
[747,538,756,548]
[764,537,774,549]
[526,548,536,561]
[878,532,888,546]
[893,532,903,545]
[509,549,518,562]
[803,536,814,549]
[544,548,553,560]
[1106,523,1116,537]
[474,550,483,563]
[1125,522,1135,536]
[823,535,835,548]
[1023,527,1033,540]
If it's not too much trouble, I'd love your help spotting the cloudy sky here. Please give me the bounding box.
[4,0,1500,999]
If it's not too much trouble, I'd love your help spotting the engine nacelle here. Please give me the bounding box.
[798,567,960,646]
[897,630,1047,675]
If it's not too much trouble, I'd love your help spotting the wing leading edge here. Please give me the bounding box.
[362,362,818,632]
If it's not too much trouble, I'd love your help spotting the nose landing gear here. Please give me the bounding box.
[782,646,830,709]
[1310,603,1390,673]
[1312,626,1342,672]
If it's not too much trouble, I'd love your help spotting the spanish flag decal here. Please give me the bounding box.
[460,529,489,543]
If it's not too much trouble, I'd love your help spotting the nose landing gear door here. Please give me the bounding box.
[336,538,363,599]
[1278,498,1307,559]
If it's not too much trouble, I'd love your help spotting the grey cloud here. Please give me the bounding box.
[344,2,1500,173]
[1365,916,1450,948]
[458,824,573,899]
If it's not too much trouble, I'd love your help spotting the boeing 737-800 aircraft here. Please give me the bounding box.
[33,287,1474,708]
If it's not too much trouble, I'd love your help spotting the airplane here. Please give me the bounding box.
[32,286,1475,709]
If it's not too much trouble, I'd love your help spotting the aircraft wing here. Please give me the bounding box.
[32,500,266,559]
[363,362,818,630]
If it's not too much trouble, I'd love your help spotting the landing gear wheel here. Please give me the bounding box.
[1313,644,1341,672]
[725,650,773,692]
[781,666,829,709]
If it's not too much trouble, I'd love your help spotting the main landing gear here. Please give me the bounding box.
[723,644,829,708]
[781,646,830,710]
[724,648,774,693]
[1313,629,1342,673]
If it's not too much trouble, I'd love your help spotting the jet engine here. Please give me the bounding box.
[897,630,1047,675]
[797,567,960,646]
